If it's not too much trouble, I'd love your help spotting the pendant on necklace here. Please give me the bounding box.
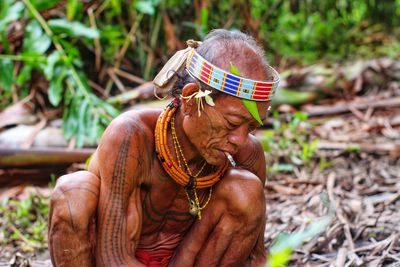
[189,199,199,216]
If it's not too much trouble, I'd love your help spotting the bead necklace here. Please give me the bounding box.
[171,115,210,219]
[170,116,207,175]
[155,100,229,218]
[155,101,228,188]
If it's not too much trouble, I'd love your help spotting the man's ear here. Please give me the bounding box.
[181,83,199,115]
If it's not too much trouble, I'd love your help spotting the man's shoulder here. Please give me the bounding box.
[118,108,162,127]
[88,108,161,174]
[105,108,161,138]
[96,108,161,156]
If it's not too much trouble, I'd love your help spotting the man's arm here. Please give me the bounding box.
[94,116,150,267]
[238,135,268,266]
[237,135,267,183]
[48,171,100,267]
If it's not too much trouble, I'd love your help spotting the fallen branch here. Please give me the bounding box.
[107,82,155,104]
[107,68,126,92]
[265,183,303,195]
[0,147,94,167]
[113,68,147,84]
[317,141,400,155]
[0,167,67,187]
[304,97,400,117]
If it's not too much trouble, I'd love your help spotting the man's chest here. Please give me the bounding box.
[132,156,220,248]
[138,159,197,237]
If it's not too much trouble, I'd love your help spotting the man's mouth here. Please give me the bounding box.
[224,152,236,167]
[216,149,236,159]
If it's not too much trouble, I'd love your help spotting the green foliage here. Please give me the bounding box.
[30,0,59,11]
[23,20,51,54]
[66,0,82,21]
[268,10,347,62]
[134,0,160,15]
[0,0,118,147]
[0,0,24,34]
[0,191,50,249]
[0,59,13,93]
[264,0,400,63]
[268,215,332,267]
[48,19,100,38]
[199,7,209,37]
[272,88,318,106]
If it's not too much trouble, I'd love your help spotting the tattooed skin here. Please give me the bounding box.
[49,36,272,266]
[57,183,99,230]
[50,100,267,267]
[48,172,100,267]
[139,163,211,238]
[93,117,153,267]
[98,126,134,266]
[141,190,193,223]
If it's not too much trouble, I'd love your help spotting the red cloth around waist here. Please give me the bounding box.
[135,248,174,267]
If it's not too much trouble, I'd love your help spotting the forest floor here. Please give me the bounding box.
[1,59,399,266]
[264,110,400,266]
[262,60,400,266]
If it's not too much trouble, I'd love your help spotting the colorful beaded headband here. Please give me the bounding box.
[186,49,280,102]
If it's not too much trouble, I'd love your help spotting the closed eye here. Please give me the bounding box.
[227,121,239,130]
[227,119,243,129]
[248,123,260,133]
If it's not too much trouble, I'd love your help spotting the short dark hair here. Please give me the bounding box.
[170,29,270,98]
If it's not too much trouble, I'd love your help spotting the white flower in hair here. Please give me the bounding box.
[182,89,215,117]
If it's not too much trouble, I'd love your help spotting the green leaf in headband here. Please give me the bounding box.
[242,99,263,125]
[230,62,263,125]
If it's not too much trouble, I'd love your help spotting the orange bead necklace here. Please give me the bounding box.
[154,100,229,190]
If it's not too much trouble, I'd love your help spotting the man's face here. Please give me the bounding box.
[182,41,271,165]
[183,94,268,166]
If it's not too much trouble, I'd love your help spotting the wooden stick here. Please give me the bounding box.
[106,82,154,104]
[88,80,107,97]
[317,141,400,155]
[105,13,143,95]
[0,167,67,187]
[304,97,400,117]
[20,118,47,149]
[107,68,126,92]
[113,68,147,84]
[88,7,101,71]
[0,147,94,167]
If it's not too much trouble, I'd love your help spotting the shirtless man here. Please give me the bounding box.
[48,29,280,267]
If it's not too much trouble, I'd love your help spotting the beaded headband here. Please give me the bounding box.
[186,49,280,102]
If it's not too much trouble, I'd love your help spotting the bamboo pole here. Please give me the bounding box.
[0,147,95,167]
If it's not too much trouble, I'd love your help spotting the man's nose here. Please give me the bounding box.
[227,124,248,147]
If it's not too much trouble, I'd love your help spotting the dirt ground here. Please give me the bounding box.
[263,108,400,265]
[265,154,400,266]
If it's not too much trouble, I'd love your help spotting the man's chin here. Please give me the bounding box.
[204,153,227,166]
